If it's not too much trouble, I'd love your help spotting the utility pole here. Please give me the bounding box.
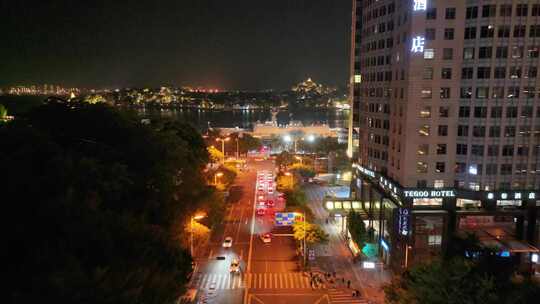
[216,137,230,163]
[236,137,239,159]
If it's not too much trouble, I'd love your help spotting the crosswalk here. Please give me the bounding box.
[194,272,325,290]
[327,288,369,304]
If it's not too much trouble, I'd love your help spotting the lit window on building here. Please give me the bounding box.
[434,180,444,188]
[419,125,430,136]
[424,48,435,59]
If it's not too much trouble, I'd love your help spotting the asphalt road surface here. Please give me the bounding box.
[189,158,369,304]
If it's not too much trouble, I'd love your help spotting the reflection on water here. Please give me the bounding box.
[140,108,349,131]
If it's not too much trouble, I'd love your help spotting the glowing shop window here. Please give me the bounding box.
[456,199,481,208]
[428,235,442,246]
[413,198,443,206]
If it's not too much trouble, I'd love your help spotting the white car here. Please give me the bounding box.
[229,258,240,273]
[261,233,272,244]
[222,237,233,248]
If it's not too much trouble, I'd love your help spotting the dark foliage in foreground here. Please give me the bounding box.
[384,234,540,304]
[2,101,209,303]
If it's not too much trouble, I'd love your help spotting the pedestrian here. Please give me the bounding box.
[347,280,351,289]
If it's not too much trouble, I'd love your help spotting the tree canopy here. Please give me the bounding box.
[384,258,499,304]
[0,103,7,119]
[2,101,211,303]
[292,221,328,244]
[348,210,369,250]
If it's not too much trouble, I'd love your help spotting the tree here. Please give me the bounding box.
[289,163,316,179]
[292,221,328,244]
[207,145,224,163]
[276,151,294,169]
[384,258,499,304]
[348,210,368,250]
[230,132,262,154]
[2,101,211,303]
[0,103,7,119]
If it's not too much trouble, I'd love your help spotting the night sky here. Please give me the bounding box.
[2,0,351,90]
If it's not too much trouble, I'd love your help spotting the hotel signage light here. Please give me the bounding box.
[413,0,427,11]
[411,36,425,53]
[404,190,455,198]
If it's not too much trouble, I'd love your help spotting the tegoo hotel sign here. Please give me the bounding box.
[403,189,456,199]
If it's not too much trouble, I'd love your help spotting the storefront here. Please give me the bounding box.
[343,164,540,272]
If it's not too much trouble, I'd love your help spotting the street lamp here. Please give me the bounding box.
[191,214,206,257]
[216,137,230,163]
[404,245,412,268]
[214,172,223,185]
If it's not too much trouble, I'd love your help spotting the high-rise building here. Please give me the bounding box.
[343,0,540,272]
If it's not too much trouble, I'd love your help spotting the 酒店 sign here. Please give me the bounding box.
[404,190,455,198]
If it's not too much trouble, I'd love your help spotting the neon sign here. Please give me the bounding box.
[404,190,455,198]
[398,208,410,236]
[411,36,425,53]
[413,0,427,11]
[380,239,390,251]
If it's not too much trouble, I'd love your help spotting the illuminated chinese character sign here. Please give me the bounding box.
[398,208,410,236]
[414,0,427,11]
[411,36,425,53]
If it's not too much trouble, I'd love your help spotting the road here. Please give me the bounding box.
[189,159,370,304]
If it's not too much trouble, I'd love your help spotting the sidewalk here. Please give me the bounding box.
[304,185,391,304]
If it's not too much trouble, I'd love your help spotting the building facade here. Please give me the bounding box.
[348,0,540,272]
